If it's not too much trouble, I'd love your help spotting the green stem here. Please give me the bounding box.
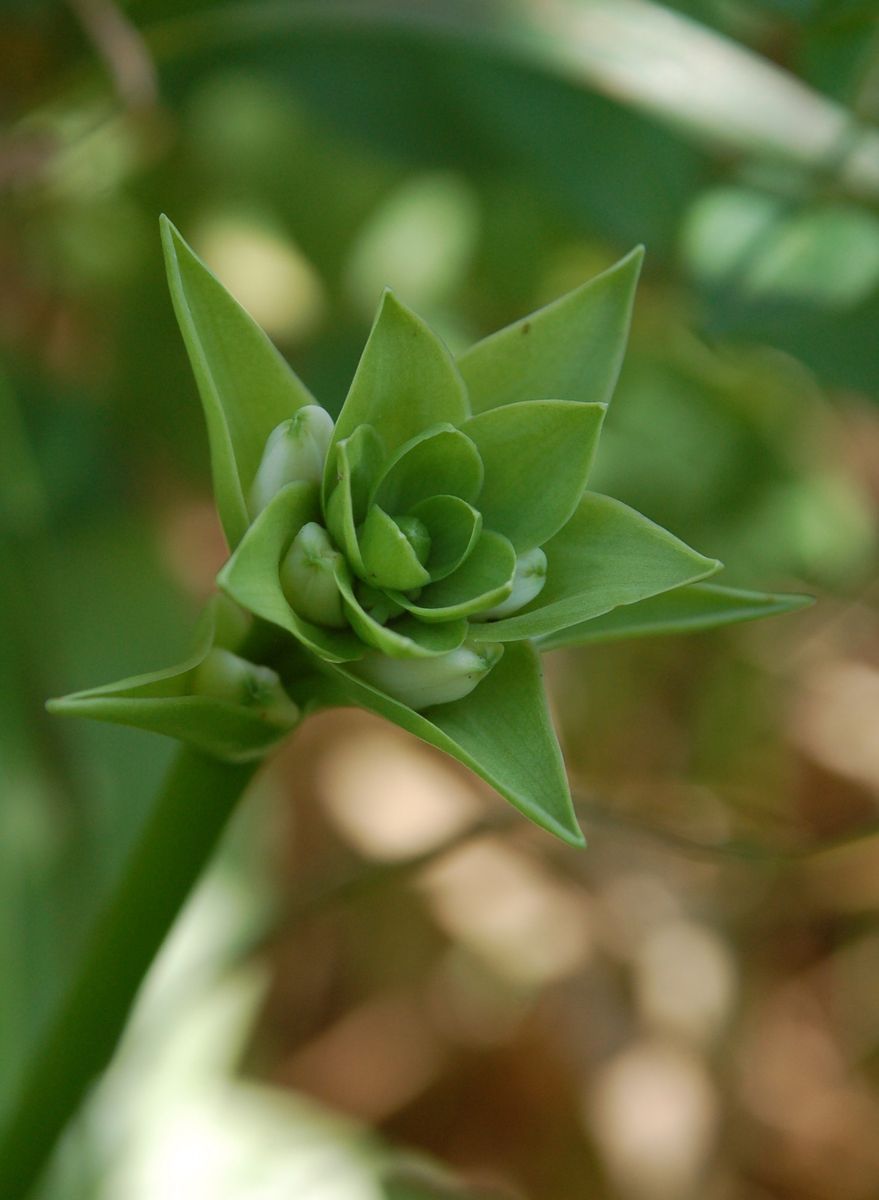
[0,746,258,1200]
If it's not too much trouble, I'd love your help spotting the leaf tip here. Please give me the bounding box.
[558,822,587,849]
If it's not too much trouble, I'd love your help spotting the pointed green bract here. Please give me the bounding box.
[412,494,483,581]
[46,599,298,762]
[325,424,385,578]
[461,400,605,551]
[476,493,721,642]
[457,247,643,414]
[359,505,432,591]
[160,217,315,548]
[538,582,814,650]
[320,642,583,846]
[327,289,469,497]
[218,483,364,663]
[394,530,517,622]
[372,425,483,513]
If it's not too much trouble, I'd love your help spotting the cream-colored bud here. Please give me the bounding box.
[472,547,547,621]
[248,405,334,516]
[351,642,503,710]
[191,648,300,727]
[280,522,348,628]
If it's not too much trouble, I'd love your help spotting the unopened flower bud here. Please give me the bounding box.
[280,522,348,628]
[473,547,547,621]
[351,642,503,710]
[191,648,300,727]
[248,405,334,517]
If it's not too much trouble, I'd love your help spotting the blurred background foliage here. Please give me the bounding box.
[3,1,879,1197]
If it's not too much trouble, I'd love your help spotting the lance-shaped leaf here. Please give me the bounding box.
[457,247,643,414]
[538,582,813,650]
[46,598,299,762]
[160,217,316,548]
[326,290,468,500]
[318,641,583,846]
[218,482,365,663]
[461,400,605,551]
[476,493,721,643]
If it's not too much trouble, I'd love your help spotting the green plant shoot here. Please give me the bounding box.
[53,217,809,845]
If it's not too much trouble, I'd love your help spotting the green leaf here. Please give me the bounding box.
[218,482,365,663]
[359,506,431,590]
[325,424,385,578]
[538,582,813,649]
[336,565,468,658]
[372,425,483,513]
[394,530,517,622]
[476,493,721,642]
[319,641,583,846]
[45,598,297,762]
[412,494,482,581]
[461,400,605,550]
[457,247,643,413]
[326,290,468,499]
[160,216,315,548]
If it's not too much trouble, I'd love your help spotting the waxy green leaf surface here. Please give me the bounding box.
[476,493,721,642]
[161,217,315,548]
[320,642,583,846]
[457,247,643,413]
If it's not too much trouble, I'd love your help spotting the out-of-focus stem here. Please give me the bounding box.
[0,747,257,1200]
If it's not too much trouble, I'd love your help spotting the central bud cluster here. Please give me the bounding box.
[246,404,548,708]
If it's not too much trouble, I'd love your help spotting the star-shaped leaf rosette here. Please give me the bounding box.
[52,219,810,846]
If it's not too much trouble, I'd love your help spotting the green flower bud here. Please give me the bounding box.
[351,641,503,710]
[280,521,348,628]
[249,405,334,517]
[191,648,300,728]
[472,547,547,621]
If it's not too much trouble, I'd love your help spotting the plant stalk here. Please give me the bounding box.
[0,746,258,1199]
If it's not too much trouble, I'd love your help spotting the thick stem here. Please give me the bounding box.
[0,746,258,1199]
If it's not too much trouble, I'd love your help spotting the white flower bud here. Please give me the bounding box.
[280,522,348,628]
[472,547,547,621]
[248,405,334,517]
[351,642,503,710]
[191,648,300,728]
